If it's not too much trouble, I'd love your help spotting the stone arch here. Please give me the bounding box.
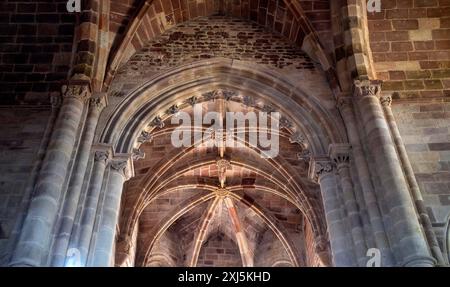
[98,59,345,153]
[94,55,344,266]
[103,0,337,91]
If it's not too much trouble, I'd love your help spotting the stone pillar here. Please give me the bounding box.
[380,95,446,265]
[354,80,435,267]
[70,149,110,266]
[10,82,90,267]
[329,144,367,266]
[90,158,130,267]
[314,158,357,267]
[52,95,107,266]
[337,96,394,266]
[5,93,62,264]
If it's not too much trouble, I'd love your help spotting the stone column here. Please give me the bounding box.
[380,95,445,265]
[72,149,110,266]
[10,82,90,267]
[314,158,357,267]
[354,80,435,267]
[337,96,394,266]
[52,95,107,266]
[5,93,62,264]
[329,144,367,266]
[90,158,129,267]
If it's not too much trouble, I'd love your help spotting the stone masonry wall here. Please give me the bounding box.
[197,232,243,267]
[0,108,50,263]
[368,0,450,99]
[0,0,76,105]
[392,102,450,248]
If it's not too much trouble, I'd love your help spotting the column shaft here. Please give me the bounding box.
[90,160,127,267]
[381,96,445,265]
[316,161,357,267]
[355,81,434,267]
[10,84,89,267]
[73,151,109,266]
[338,98,394,266]
[51,96,105,266]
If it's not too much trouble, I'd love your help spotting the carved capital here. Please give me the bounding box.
[353,80,382,98]
[61,84,90,102]
[380,95,393,107]
[315,162,333,177]
[89,93,108,112]
[110,160,128,176]
[329,144,351,168]
[94,151,110,163]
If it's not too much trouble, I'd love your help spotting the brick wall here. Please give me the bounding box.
[393,102,450,226]
[0,108,50,263]
[111,16,316,96]
[197,232,243,267]
[368,0,450,99]
[0,0,76,105]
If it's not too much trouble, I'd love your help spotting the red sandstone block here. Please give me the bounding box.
[393,19,419,30]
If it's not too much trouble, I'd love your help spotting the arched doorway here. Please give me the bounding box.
[90,16,346,267]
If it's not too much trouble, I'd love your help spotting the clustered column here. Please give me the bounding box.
[71,149,111,266]
[315,159,357,267]
[52,95,108,266]
[337,96,394,266]
[380,95,445,265]
[10,81,90,267]
[329,144,367,266]
[354,80,435,267]
[90,158,130,267]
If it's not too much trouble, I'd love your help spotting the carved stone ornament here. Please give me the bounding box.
[215,187,230,198]
[94,151,109,163]
[89,94,107,111]
[138,131,153,144]
[380,95,393,107]
[279,117,293,129]
[187,96,198,106]
[314,161,334,177]
[168,105,180,115]
[242,95,255,107]
[111,160,128,175]
[262,104,276,113]
[150,116,165,129]
[290,131,307,147]
[354,80,382,98]
[61,84,90,101]
[297,149,312,160]
[132,148,145,161]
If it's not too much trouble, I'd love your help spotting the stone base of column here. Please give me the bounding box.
[402,255,436,267]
